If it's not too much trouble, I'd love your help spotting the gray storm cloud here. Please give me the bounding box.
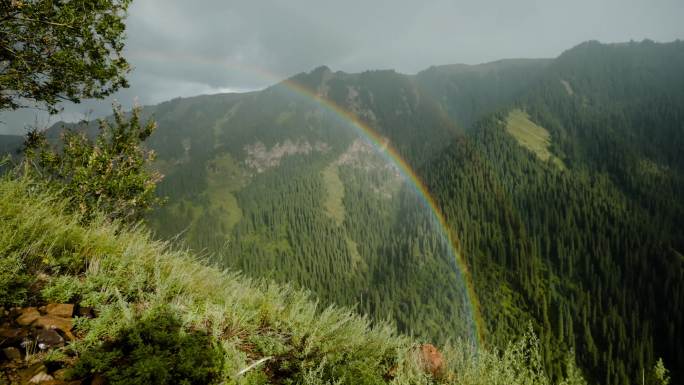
[1,0,683,134]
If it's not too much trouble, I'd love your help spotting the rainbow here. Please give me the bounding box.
[279,77,485,347]
[130,50,485,347]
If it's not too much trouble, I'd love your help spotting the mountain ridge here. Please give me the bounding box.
[2,39,683,385]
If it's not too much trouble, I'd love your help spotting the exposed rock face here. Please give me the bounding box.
[334,138,402,198]
[345,85,378,123]
[335,138,390,170]
[244,139,330,173]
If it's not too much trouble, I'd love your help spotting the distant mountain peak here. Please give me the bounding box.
[311,65,332,75]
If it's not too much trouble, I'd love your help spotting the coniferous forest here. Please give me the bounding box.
[2,40,683,385]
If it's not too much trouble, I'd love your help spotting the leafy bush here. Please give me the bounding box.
[71,304,225,385]
[23,104,163,223]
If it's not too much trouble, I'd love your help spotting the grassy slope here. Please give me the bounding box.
[0,174,584,385]
[205,153,245,232]
[505,109,564,168]
[321,163,346,226]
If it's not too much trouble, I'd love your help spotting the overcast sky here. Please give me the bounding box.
[1,0,683,135]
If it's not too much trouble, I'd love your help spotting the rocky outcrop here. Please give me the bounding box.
[244,139,330,173]
[0,303,91,384]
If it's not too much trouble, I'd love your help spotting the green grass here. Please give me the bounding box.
[321,163,346,226]
[206,153,245,233]
[345,236,364,271]
[505,109,564,168]
[0,173,587,384]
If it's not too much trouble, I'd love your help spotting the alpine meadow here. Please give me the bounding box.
[0,1,682,385]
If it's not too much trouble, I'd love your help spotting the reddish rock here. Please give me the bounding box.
[16,307,41,326]
[416,344,445,380]
[45,304,74,319]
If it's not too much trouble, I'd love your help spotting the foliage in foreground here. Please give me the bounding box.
[23,104,163,222]
[0,0,132,112]
[0,174,588,384]
[71,304,225,385]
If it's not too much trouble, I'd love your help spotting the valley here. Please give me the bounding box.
[2,40,683,385]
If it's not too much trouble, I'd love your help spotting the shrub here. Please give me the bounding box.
[647,358,670,385]
[23,104,163,223]
[70,304,226,385]
[41,275,84,304]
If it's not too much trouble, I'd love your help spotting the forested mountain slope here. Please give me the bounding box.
[3,40,682,385]
[424,40,684,385]
[139,59,557,346]
[2,174,592,384]
[415,58,552,128]
[145,65,487,343]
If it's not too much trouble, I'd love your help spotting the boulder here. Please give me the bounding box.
[16,308,41,326]
[32,316,74,340]
[29,372,54,383]
[2,346,22,361]
[415,344,445,380]
[36,329,65,350]
[45,304,74,319]
[19,363,47,384]
[0,324,29,345]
